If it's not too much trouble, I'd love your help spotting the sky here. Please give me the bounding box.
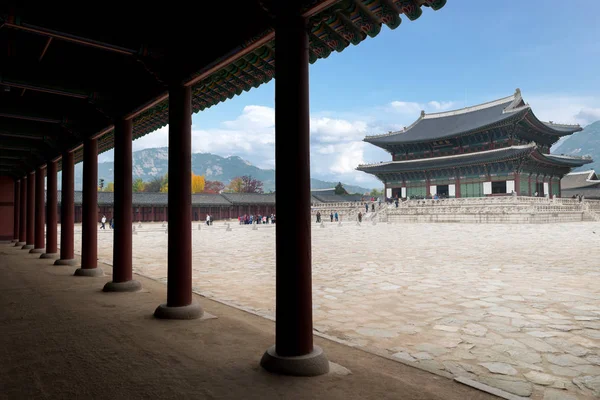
[98,0,600,189]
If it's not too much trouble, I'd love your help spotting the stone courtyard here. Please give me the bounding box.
[71,220,600,399]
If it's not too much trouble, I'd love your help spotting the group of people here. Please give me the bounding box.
[238,214,276,225]
[315,211,339,223]
[100,215,114,229]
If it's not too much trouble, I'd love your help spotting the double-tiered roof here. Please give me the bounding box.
[364,89,582,151]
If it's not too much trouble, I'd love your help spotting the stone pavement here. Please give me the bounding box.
[71,220,600,399]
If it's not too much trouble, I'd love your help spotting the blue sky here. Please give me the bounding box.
[101,0,600,189]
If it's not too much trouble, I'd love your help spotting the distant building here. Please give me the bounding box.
[357,89,592,199]
[561,170,600,199]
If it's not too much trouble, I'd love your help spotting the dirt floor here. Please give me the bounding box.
[0,243,496,400]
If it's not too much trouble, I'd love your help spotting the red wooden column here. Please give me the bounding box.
[12,179,20,243]
[514,173,520,196]
[55,151,77,265]
[42,160,59,259]
[104,118,141,292]
[16,176,27,246]
[75,137,103,277]
[22,171,35,250]
[260,1,329,376]
[154,83,202,319]
[30,166,46,253]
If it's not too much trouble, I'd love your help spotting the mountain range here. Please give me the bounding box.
[553,120,600,173]
[67,147,372,194]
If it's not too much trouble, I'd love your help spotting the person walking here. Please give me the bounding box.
[330,212,333,222]
[100,215,106,229]
[109,217,114,229]
[358,211,363,223]
[365,203,368,213]
[206,214,210,226]
[334,211,338,222]
[316,211,321,223]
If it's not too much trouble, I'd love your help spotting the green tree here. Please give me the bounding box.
[160,174,168,193]
[132,178,145,192]
[370,188,383,197]
[334,182,347,195]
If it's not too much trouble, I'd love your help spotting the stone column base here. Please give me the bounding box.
[260,345,329,376]
[74,267,104,277]
[40,252,59,259]
[103,280,142,292]
[11,239,18,243]
[15,241,26,247]
[154,301,203,320]
[29,248,45,254]
[54,258,78,266]
[21,244,34,250]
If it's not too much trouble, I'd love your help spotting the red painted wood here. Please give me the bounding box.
[46,161,58,253]
[26,171,35,246]
[274,3,314,357]
[19,176,27,243]
[33,167,45,250]
[59,151,75,259]
[13,179,20,240]
[113,118,133,282]
[166,84,193,307]
[81,138,98,269]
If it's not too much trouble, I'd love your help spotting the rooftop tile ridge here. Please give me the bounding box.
[566,170,596,175]
[423,93,516,120]
[547,153,593,160]
[357,143,535,168]
[542,121,582,128]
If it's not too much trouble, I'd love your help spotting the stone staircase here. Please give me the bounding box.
[386,196,600,224]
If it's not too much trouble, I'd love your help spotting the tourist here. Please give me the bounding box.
[100,215,106,229]
[371,203,375,212]
[316,211,321,223]
[330,212,333,222]
[358,211,362,223]
[209,214,213,225]
[395,198,399,208]
[109,217,114,229]
[334,211,338,222]
[194,211,198,221]
[206,214,210,226]
[365,203,368,213]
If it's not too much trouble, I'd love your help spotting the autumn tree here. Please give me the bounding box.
[145,176,163,192]
[191,173,206,194]
[132,178,145,192]
[103,182,114,192]
[241,175,263,193]
[203,180,225,194]
[226,177,244,193]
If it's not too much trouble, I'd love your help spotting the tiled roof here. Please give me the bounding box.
[312,193,365,202]
[561,170,600,190]
[364,90,582,148]
[54,191,277,206]
[220,193,276,204]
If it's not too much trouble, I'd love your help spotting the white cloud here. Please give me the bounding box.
[524,94,600,126]
[389,99,455,115]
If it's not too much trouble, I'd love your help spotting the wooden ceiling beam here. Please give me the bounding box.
[0,112,62,124]
[2,20,138,55]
